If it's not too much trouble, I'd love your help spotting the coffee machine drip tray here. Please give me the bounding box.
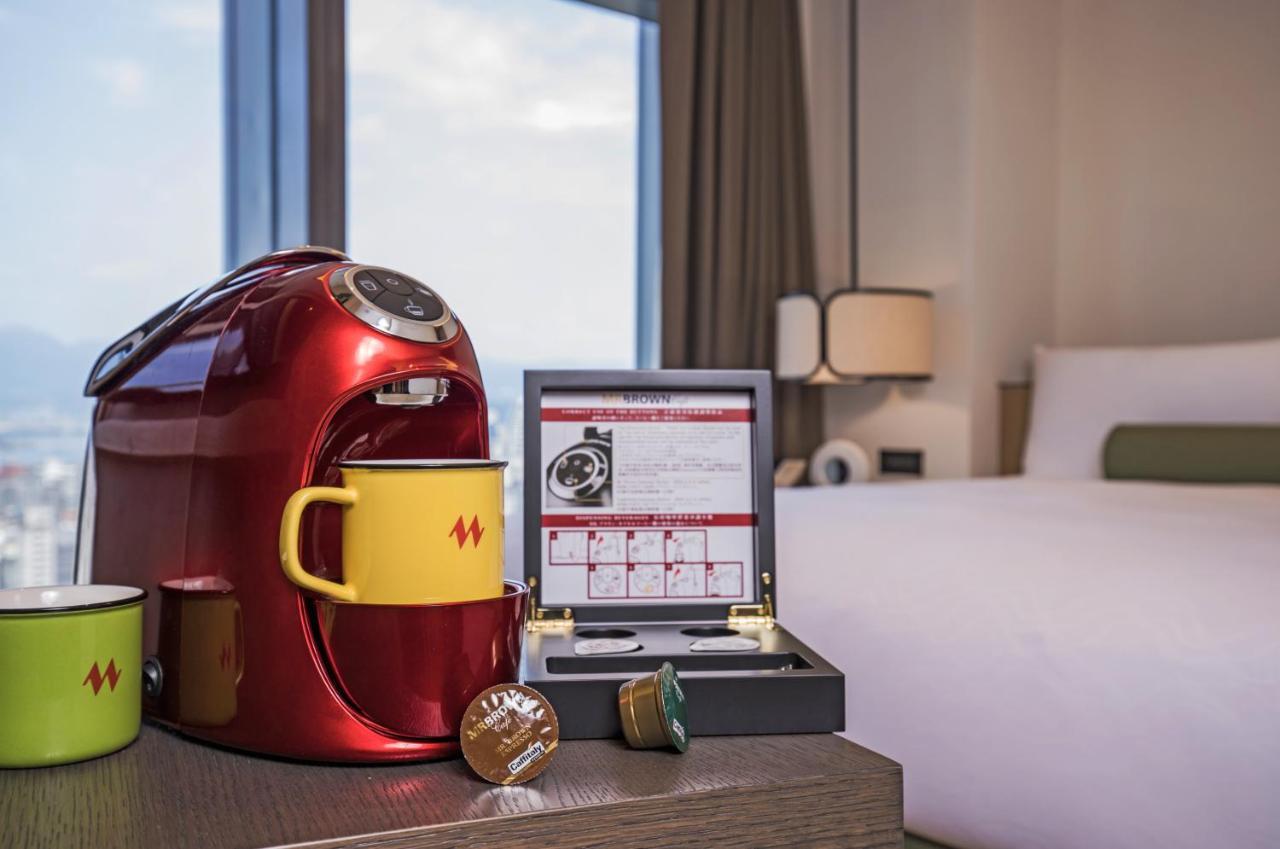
[311,583,528,741]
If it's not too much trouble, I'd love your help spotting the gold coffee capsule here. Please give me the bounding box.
[460,683,560,785]
[617,662,689,753]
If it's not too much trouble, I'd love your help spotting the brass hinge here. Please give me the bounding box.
[728,571,775,628]
[525,576,575,632]
[728,595,775,628]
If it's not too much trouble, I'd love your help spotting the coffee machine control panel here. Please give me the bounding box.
[328,265,460,344]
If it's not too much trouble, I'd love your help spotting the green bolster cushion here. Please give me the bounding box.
[1103,424,1280,484]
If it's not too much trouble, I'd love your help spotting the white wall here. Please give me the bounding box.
[824,0,978,480]
[806,0,1280,478]
[968,0,1060,474]
[799,0,853,297]
[1056,0,1280,347]
[804,0,1059,478]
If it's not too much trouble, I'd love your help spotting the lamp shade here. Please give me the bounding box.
[776,294,824,379]
[775,288,933,384]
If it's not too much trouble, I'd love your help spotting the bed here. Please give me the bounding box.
[775,339,1280,849]
[776,478,1280,849]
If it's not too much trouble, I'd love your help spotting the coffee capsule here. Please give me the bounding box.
[689,636,760,652]
[574,638,642,656]
[460,683,559,785]
[617,662,689,753]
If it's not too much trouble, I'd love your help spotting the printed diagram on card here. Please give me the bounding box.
[538,389,759,607]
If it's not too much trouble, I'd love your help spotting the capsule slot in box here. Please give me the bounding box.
[548,651,811,675]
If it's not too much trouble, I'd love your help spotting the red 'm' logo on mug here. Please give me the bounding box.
[449,515,485,548]
[83,660,122,695]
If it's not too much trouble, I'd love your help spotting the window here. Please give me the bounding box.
[0,0,652,588]
[0,1,222,588]
[348,0,649,573]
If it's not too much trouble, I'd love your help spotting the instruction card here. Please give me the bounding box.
[539,389,758,606]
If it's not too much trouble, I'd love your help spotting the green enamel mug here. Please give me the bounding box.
[0,585,145,768]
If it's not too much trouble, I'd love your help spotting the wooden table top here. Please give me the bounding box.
[0,724,902,848]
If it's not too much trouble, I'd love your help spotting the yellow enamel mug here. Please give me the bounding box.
[279,459,506,604]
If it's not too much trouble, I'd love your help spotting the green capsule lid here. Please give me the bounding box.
[655,661,690,753]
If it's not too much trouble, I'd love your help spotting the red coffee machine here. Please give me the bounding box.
[77,246,526,762]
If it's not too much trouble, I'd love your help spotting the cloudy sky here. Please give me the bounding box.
[0,0,639,374]
[348,0,639,367]
[0,0,222,349]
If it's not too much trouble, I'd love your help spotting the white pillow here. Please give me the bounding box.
[1022,338,1280,478]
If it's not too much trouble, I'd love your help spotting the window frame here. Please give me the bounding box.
[224,0,659,363]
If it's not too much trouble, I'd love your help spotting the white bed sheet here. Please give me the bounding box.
[776,478,1280,849]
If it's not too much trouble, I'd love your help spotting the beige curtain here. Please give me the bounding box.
[659,0,824,462]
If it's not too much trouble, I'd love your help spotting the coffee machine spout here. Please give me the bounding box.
[371,377,451,408]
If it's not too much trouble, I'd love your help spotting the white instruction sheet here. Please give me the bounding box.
[538,389,758,606]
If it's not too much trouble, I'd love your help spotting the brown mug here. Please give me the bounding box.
[158,577,244,728]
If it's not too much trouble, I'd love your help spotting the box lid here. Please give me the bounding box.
[522,369,777,628]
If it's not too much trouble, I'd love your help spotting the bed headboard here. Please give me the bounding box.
[999,381,1032,475]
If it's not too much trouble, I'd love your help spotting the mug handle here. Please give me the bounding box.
[278,486,358,601]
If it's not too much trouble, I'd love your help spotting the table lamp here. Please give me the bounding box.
[776,288,934,384]
[774,287,934,486]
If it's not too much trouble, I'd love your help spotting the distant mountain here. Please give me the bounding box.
[0,324,601,417]
[0,326,105,416]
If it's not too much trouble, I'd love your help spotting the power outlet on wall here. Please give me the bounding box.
[879,449,924,478]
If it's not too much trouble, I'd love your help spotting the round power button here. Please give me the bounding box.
[370,270,415,296]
